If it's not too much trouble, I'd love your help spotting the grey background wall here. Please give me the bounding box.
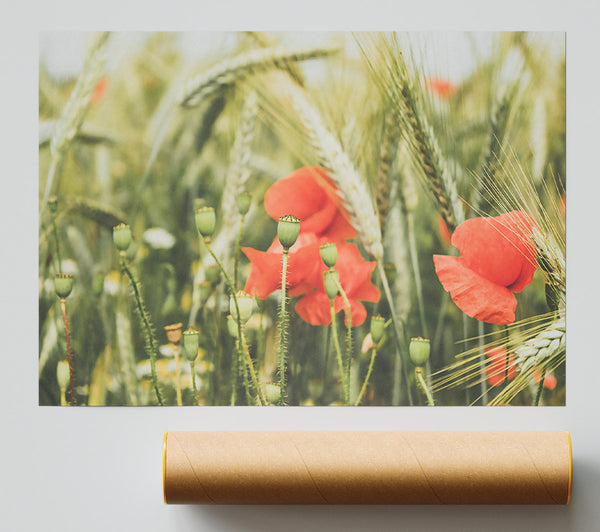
[2,1,599,530]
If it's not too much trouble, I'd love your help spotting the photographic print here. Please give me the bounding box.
[38,31,565,406]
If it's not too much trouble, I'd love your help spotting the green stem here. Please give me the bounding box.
[241,327,266,406]
[478,320,488,405]
[330,302,347,404]
[355,347,377,406]
[406,213,429,338]
[334,277,352,405]
[204,240,244,405]
[415,367,434,406]
[174,346,183,406]
[120,256,164,406]
[52,215,63,274]
[241,337,252,405]
[230,340,239,406]
[377,261,413,405]
[234,215,245,290]
[190,361,199,405]
[59,299,75,406]
[279,249,289,404]
[534,366,547,406]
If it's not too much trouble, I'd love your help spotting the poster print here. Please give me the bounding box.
[39,32,565,406]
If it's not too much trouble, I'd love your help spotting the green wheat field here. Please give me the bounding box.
[39,32,565,406]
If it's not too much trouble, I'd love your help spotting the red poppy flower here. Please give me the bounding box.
[485,347,517,386]
[264,167,356,242]
[243,237,379,327]
[533,369,557,391]
[428,77,458,98]
[91,76,108,104]
[433,211,537,325]
[242,233,323,300]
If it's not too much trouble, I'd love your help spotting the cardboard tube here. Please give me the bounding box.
[163,431,572,505]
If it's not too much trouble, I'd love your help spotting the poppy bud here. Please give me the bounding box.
[56,360,70,391]
[230,290,253,324]
[320,243,337,268]
[277,214,300,250]
[236,191,252,216]
[195,206,216,239]
[48,195,58,214]
[205,265,220,285]
[164,323,183,344]
[183,329,200,362]
[323,269,339,300]
[370,315,385,345]
[409,337,430,366]
[265,382,281,404]
[226,315,238,338]
[54,273,74,299]
[113,223,132,252]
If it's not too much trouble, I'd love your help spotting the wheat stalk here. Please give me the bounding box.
[41,32,109,215]
[180,45,339,108]
[288,85,383,260]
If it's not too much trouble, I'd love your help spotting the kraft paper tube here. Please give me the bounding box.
[163,431,572,505]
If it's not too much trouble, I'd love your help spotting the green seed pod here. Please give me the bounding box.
[265,382,281,404]
[230,290,253,324]
[277,214,300,250]
[56,360,70,391]
[370,315,386,345]
[236,191,252,216]
[205,265,220,285]
[48,195,58,214]
[323,269,339,300]
[113,223,132,252]
[320,243,337,268]
[54,273,74,299]
[183,329,200,362]
[409,337,431,366]
[226,315,238,338]
[195,206,216,239]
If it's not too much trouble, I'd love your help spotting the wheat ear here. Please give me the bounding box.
[288,85,383,260]
[180,45,339,108]
[41,32,109,215]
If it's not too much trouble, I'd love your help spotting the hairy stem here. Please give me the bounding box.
[60,299,75,406]
[241,327,266,406]
[120,256,164,406]
[334,277,353,405]
[190,361,199,405]
[355,347,378,406]
[415,367,434,406]
[279,250,289,404]
[330,302,347,404]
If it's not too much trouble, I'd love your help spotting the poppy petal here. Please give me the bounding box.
[451,211,536,289]
[433,255,517,325]
[264,168,338,235]
[242,247,284,299]
[295,292,332,326]
[334,296,368,327]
